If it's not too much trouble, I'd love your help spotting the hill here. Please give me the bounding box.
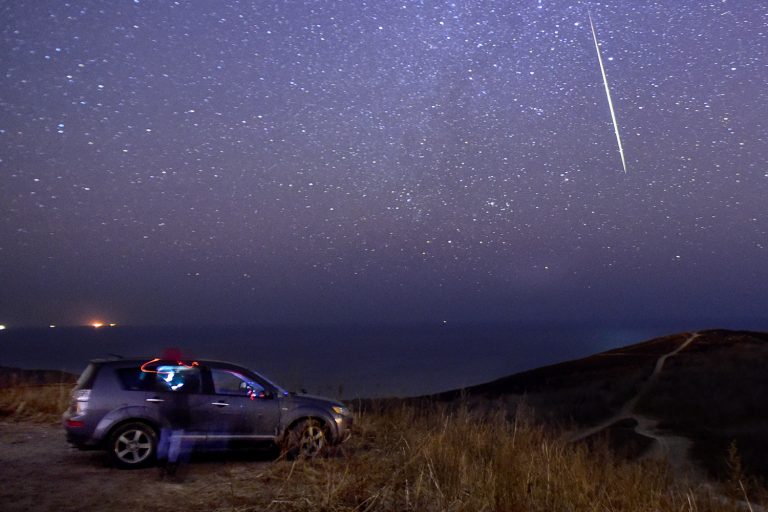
[0,366,77,388]
[435,329,768,480]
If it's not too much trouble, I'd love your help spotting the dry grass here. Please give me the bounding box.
[239,404,760,512]
[0,383,71,422]
[1,384,763,510]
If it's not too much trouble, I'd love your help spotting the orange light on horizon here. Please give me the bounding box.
[92,322,104,328]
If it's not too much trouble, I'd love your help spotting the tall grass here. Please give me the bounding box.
[253,403,759,511]
[0,383,70,422]
[0,383,762,510]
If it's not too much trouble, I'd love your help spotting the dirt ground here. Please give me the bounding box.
[0,421,281,512]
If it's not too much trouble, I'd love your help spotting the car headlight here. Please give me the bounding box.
[332,405,349,416]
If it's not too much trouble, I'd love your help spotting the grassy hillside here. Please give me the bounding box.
[0,383,763,510]
[258,403,762,511]
[440,332,691,426]
[2,330,767,509]
[0,366,75,421]
[0,383,72,421]
[434,329,768,481]
[0,366,77,388]
[633,330,768,479]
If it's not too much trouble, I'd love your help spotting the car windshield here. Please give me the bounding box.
[249,368,289,396]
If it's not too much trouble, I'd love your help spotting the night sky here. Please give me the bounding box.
[1,1,766,328]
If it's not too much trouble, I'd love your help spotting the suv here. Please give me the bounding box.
[63,358,353,468]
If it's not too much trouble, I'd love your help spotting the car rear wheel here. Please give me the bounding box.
[108,422,157,469]
[284,419,328,459]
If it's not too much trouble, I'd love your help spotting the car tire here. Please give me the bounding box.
[283,418,328,460]
[108,422,157,469]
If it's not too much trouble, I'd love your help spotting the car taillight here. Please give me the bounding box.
[73,389,91,415]
[66,419,85,428]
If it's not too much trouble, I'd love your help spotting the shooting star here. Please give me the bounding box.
[588,11,627,173]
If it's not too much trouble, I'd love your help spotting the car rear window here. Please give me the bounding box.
[75,363,99,390]
[116,367,156,391]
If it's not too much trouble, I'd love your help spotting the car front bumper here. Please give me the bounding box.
[333,414,354,443]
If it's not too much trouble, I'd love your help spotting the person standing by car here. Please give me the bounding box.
[155,357,199,478]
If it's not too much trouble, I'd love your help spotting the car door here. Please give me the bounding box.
[143,363,209,436]
[203,366,281,440]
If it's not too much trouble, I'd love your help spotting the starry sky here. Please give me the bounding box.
[1,0,766,328]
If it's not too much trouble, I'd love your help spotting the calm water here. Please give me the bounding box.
[0,322,759,398]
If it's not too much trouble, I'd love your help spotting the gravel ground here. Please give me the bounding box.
[0,421,276,512]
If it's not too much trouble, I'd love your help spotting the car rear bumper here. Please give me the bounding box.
[65,428,100,449]
[63,415,100,449]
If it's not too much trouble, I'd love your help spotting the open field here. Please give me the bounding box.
[2,330,767,510]
[1,384,764,511]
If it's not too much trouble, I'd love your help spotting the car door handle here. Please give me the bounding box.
[146,397,164,403]
[211,401,229,407]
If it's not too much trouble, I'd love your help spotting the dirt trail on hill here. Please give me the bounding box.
[571,332,701,473]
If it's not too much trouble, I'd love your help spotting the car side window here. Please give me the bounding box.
[211,368,265,399]
[116,367,156,391]
[153,365,201,394]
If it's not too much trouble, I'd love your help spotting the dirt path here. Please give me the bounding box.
[0,421,275,512]
[571,332,701,473]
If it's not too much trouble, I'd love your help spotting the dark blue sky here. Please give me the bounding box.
[1,1,766,327]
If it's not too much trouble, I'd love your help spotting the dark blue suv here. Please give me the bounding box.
[63,358,352,468]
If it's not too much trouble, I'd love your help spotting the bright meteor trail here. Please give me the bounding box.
[589,12,627,173]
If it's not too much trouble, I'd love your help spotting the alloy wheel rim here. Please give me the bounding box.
[115,429,152,463]
[300,425,325,456]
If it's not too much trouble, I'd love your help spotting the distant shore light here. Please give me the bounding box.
[109,323,117,327]
[49,324,56,328]
[0,324,6,330]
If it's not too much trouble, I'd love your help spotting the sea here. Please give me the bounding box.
[2,321,763,398]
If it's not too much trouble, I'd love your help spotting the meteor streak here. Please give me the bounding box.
[588,12,627,173]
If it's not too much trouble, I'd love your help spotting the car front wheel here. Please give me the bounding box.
[108,422,157,469]
[284,419,328,459]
